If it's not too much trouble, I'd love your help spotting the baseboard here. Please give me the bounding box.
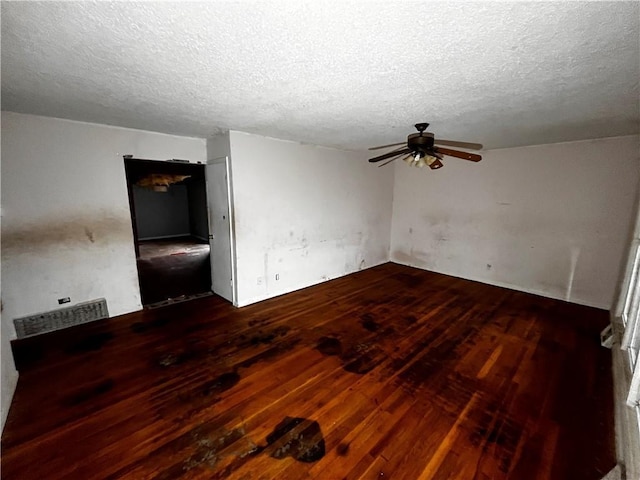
[611,315,640,480]
[236,259,389,308]
[389,260,609,310]
[602,465,624,480]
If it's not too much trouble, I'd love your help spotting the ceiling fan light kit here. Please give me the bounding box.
[403,151,439,169]
[368,123,482,170]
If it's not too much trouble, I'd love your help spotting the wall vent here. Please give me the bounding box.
[13,299,109,339]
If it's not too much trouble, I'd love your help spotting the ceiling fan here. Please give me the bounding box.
[368,123,483,169]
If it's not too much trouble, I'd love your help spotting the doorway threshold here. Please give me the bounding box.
[145,291,213,309]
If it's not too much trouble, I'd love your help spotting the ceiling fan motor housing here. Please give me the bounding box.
[408,132,435,152]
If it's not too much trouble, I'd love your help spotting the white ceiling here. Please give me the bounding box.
[1,1,638,150]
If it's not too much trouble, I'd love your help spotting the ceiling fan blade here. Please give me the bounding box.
[368,142,406,151]
[434,147,482,162]
[368,148,412,163]
[378,154,408,168]
[381,145,408,156]
[434,139,483,150]
[429,159,444,170]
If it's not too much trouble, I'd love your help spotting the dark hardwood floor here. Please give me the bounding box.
[2,263,615,479]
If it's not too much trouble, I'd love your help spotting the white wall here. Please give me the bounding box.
[390,135,640,309]
[1,129,19,430]
[1,112,206,333]
[224,131,394,307]
[207,133,231,162]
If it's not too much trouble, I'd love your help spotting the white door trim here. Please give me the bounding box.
[208,155,238,306]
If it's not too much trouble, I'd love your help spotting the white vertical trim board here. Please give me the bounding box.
[620,222,640,408]
[620,241,640,325]
[209,155,239,306]
[224,155,239,306]
[611,185,640,479]
[612,329,640,480]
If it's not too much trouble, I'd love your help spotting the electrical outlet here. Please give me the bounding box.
[58,297,70,305]
[275,273,280,281]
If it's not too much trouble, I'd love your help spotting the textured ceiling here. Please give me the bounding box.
[2,1,639,150]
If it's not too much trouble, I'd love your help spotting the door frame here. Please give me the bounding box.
[208,155,238,306]
[123,156,212,306]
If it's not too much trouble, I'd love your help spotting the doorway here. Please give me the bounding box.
[124,158,213,306]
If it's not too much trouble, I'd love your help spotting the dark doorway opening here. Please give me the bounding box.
[124,158,212,306]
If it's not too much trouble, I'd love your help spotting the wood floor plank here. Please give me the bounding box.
[2,263,615,479]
